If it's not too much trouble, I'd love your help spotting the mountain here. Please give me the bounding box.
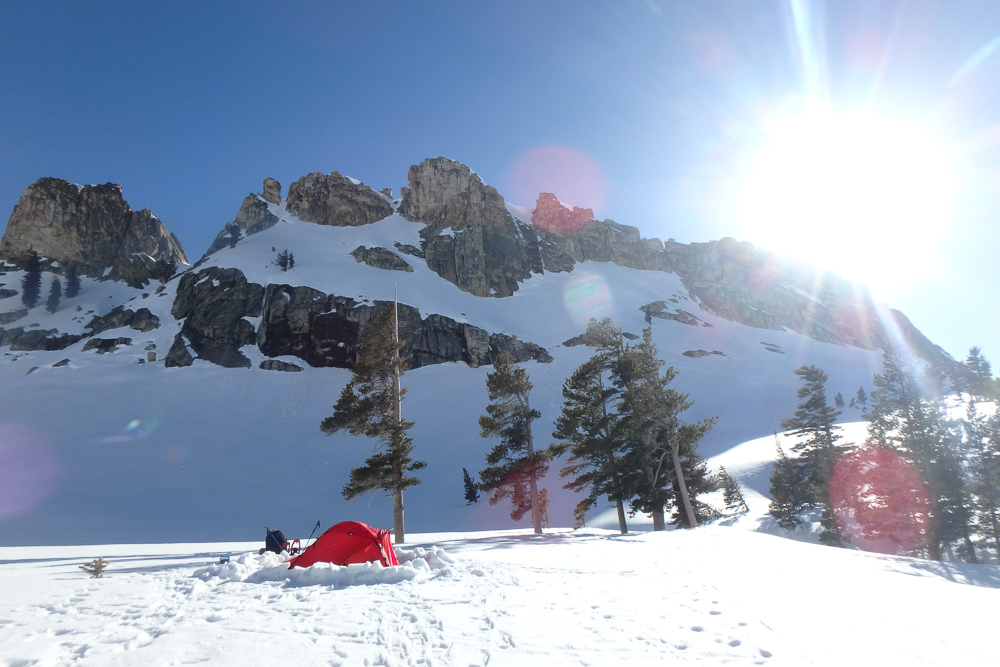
[0,157,957,545]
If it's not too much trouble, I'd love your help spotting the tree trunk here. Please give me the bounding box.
[393,486,405,544]
[525,410,542,535]
[670,435,698,529]
[607,453,628,534]
[651,506,666,531]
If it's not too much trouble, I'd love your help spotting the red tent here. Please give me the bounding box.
[287,521,399,569]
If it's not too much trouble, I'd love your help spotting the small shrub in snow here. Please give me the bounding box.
[80,556,109,578]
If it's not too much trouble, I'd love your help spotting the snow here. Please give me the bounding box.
[0,209,896,545]
[2,525,998,665]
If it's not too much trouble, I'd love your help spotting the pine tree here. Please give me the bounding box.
[615,327,715,530]
[478,352,548,534]
[63,264,81,298]
[866,349,974,560]
[274,249,292,271]
[462,467,480,504]
[856,386,868,412]
[151,258,176,284]
[779,365,848,545]
[46,277,62,313]
[20,251,41,308]
[320,305,424,543]
[288,252,295,270]
[965,346,993,401]
[552,321,631,532]
[768,439,809,530]
[963,401,1000,560]
[834,392,845,409]
[718,466,750,514]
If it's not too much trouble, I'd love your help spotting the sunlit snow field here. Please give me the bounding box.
[2,520,999,666]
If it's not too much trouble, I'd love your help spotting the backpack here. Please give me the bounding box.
[261,528,286,554]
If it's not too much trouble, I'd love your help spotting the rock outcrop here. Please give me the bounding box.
[202,180,281,258]
[350,246,413,272]
[167,267,265,368]
[167,267,551,370]
[399,157,543,297]
[285,171,393,227]
[0,178,188,287]
[86,306,159,335]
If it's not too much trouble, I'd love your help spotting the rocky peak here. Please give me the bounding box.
[285,171,393,227]
[399,157,542,297]
[531,192,594,233]
[261,177,281,205]
[0,177,188,287]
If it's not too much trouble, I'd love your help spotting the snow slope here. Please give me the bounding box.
[2,524,999,666]
[0,206,890,545]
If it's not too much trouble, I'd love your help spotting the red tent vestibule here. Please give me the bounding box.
[287,521,399,569]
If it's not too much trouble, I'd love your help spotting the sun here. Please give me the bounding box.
[738,108,955,299]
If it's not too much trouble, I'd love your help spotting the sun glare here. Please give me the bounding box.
[739,109,955,299]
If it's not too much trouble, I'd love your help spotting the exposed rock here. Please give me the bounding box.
[202,193,279,258]
[146,351,156,363]
[168,267,264,368]
[0,288,16,299]
[399,158,543,297]
[562,335,585,347]
[262,177,282,205]
[164,334,194,367]
[394,242,425,259]
[350,246,413,272]
[0,327,83,351]
[259,359,303,372]
[640,301,702,326]
[682,349,712,358]
[285,171,393,227]
[533,193,666,272]
[0,178,188,287]
[83,337,132,353]
[0,309,27,325]
[255,285,549,369]
[86,306,160,335]
[52,358,71,367]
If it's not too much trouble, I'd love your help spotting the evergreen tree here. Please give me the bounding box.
[866,349,974,560]
[552,321,631,532]
[20,251,41,308]
[768,439,809,529]
[964,346,993,401]
[718,465,750,514]
[478,352,548,533]
[834,392,845,409]
[615,328,715,530]
[856,386,868,412]
[963,401,1000,560]
[274,249,292,271]
[288,252,295,270]
[46,277,61,313]
[780,365,848,545]
[63,264,81,298]
[462,467,480,504]
[320,305,424,543]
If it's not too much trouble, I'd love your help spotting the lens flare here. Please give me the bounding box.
[101,418,160,443]
[508,145,606,214]
[563,272,612,327]
[828,447,930,555]
[0,425,59,520]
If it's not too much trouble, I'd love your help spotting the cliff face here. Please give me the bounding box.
[399,157,542,297]
[0,178,188,287]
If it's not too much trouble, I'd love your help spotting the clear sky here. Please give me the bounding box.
[2,0,998,365]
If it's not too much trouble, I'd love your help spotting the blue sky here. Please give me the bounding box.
[2,0,999,365]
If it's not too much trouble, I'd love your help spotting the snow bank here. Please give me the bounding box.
[194,546,455,588]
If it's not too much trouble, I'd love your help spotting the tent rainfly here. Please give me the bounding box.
[286,521,399,569]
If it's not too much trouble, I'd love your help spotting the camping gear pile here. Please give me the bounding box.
[257,521,398,569]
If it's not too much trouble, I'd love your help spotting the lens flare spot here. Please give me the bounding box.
[508,145,606,214]
[563,272,612,327]
[0,425,59,520]
[102,419,160,443]
[828,447,930,555]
